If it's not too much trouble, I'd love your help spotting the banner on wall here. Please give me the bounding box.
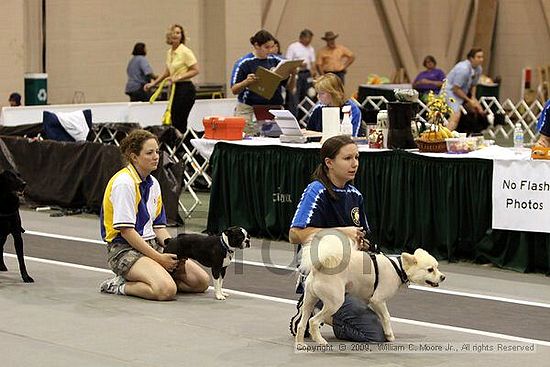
[492,159,550,233]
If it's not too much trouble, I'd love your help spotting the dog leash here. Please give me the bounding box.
[148,78,176,126]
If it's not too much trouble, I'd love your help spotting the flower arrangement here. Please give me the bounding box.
[420,80,455,141]
[416,80,457,152]
[425,81,454,126]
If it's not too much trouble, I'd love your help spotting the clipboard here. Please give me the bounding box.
[248,67,282,100]
[272,59,304,79]
[248,59,304,100]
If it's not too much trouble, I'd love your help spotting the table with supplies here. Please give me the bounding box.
[198,138,549,274]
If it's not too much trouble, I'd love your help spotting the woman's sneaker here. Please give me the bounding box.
[99,275,126,295]
[290,294,310,337]
[290,294,325,337]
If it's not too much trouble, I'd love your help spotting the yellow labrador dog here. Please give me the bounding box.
[295,232,445,345]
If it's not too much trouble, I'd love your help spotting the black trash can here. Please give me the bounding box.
[387,101,417,149]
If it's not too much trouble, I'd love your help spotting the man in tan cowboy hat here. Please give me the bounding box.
[315,31,355,84]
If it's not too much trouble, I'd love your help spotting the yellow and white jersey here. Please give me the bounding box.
[100,164,166,243]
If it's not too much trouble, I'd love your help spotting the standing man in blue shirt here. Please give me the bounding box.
[444,48,485,131]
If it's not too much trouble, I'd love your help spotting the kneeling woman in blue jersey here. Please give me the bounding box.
[99,129,209,300]
[289,135,385,342]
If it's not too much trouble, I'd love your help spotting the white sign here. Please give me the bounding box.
[492,159,550,232]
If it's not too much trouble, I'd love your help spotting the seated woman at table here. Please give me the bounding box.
[289,135,385,342]
[230,29,296,135]
[412,55,446,99]
[305,73,362,136]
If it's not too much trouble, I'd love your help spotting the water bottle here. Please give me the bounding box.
[376,110,389,148]
[376,110,388,129]
[340,105,353,136]
[513,122,524,149]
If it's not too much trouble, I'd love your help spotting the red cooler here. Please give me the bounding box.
[203,116,245,140]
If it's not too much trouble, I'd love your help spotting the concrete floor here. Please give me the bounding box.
[0,208,549,366]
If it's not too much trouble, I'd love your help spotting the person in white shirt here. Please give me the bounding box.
[285,29,317,119]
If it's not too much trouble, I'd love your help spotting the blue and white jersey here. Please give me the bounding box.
[230,52,285,106]
[537,99,550,136]
[305,99,362,136]
[291,180,369,231]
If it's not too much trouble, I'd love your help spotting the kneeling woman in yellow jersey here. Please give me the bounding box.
[99,129,209,300]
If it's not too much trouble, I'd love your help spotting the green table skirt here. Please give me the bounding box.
[207,143,550,274]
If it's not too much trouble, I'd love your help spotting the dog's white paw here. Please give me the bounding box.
[315,337,329,346]
[385,333,395,342]
[295,341,307,348]
[215,293,226,300]
[311,332,328,346]
[221,291,229,297]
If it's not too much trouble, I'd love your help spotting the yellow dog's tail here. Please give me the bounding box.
[313,234,353,271]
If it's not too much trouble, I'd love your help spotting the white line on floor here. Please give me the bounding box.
[24,231,550,309]
[239,259,296,271]
[5,253,113,274]
[238,258,550,309]
[406,284,550,309]
[26,230,105,245]
[6,253,550,347]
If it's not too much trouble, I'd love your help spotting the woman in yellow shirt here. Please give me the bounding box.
[145,24,199,133]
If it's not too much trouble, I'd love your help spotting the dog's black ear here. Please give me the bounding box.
[222,226,238,237]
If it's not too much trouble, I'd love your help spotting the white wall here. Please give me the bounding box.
[0,0,548,106]
[0,0,25,106]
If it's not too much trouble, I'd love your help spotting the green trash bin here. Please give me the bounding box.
[24,73,48,105]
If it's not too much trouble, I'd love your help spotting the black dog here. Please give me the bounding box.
[164,226,250,300]
[0,170,33,283]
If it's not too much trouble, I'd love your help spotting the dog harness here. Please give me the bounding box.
[368,253,409,296]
